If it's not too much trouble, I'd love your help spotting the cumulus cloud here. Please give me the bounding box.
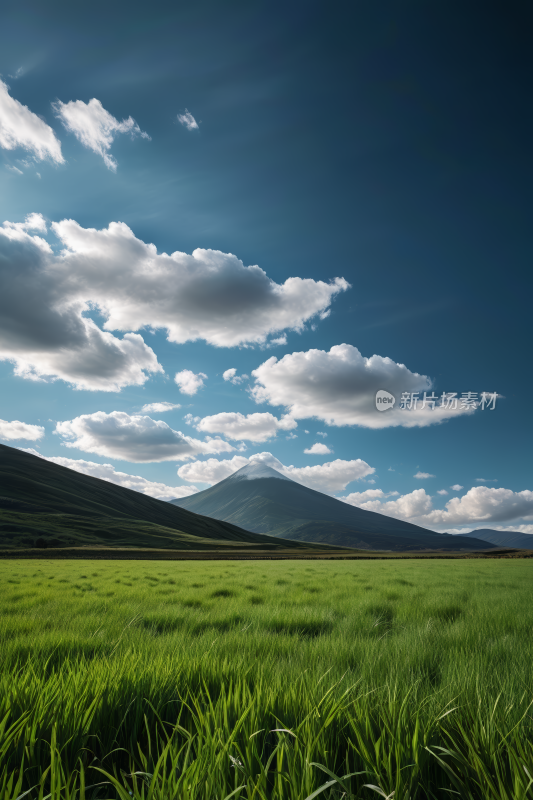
[341,488,399,505]
[450,484,464,491]
[340,485,533,532]
[174,370,207,395]
[178,451,374,493]
[343,488,434,520]
[54,410,235,462]
[0,216,163,391]
[48,219,348,347]
[177,110,199,130]
[437,489,448,495]
[251,344,474,429]
[17,450,197,500]
[0,418,44,441]
[223,368,249,385]
[189,411,296,443]
[140,402,181,413]
[0,216,347,390]
[0,79,64,163]
[414,471,435,479]
[178,455,250,485]
[53,98,150,171]
[304,442,332,455]
[423,487,533,527]
[0,216,346,378]
[475,477,497,483]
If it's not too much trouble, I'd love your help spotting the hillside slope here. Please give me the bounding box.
[172,463,494,551]
[457,529,533,550]
[0,445,312,551]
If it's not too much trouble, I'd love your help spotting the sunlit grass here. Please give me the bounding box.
[0,558,532,798]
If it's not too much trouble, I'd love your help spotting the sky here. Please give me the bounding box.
[0,0,531,535]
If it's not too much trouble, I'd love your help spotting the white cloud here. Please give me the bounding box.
[344,488,434,520]
[340,485,533,532]
[316,431,327,438]
[475,477,497,483]
[223,368,249,385]
[178,455,250,485]
[54,410,235,462]
[53,98,150,171]
[0,216,163,391]
[48,219,348,348]
[437,489,449,495]
[175,369,207,395]
[414,471,435,479]
[423,487,533,527]
[6,165,23,175]
[251,344,474,429]
[269,335,287,347]
[140,402,181,413]
[190,411,296,443]
[0,418,44,441]
[51,217,348,341]
[177,110,199,131]
[3,212,47,233]
[178,451,374,493]
[0,216,347,389]
[304,442,332,455]
[17,450,198,500]
[0,79,64,163]
[341,488,400,505]
[270,455,374,493]
[450,484,464,491]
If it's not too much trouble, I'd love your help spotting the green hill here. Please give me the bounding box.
[0,445,314,551]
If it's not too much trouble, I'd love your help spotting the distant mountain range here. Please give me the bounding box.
[171,463,494,552]
[456,528,533,550]
[0,445,314,552]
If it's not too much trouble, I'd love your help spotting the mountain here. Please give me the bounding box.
[171,463,494,551]
[456,529,533,550]
[0,445,316,552]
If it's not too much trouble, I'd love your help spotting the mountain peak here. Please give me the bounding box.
[228,462,293,482]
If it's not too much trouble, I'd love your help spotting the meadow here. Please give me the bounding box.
[1,558,532,800]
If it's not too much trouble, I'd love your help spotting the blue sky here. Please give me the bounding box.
[0,0,531,534]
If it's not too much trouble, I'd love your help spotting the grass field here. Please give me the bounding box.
[1,558,532,799]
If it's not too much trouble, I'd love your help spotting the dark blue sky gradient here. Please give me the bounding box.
[0,0,531,504]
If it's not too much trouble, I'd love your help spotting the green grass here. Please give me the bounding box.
[1,558,533,799]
